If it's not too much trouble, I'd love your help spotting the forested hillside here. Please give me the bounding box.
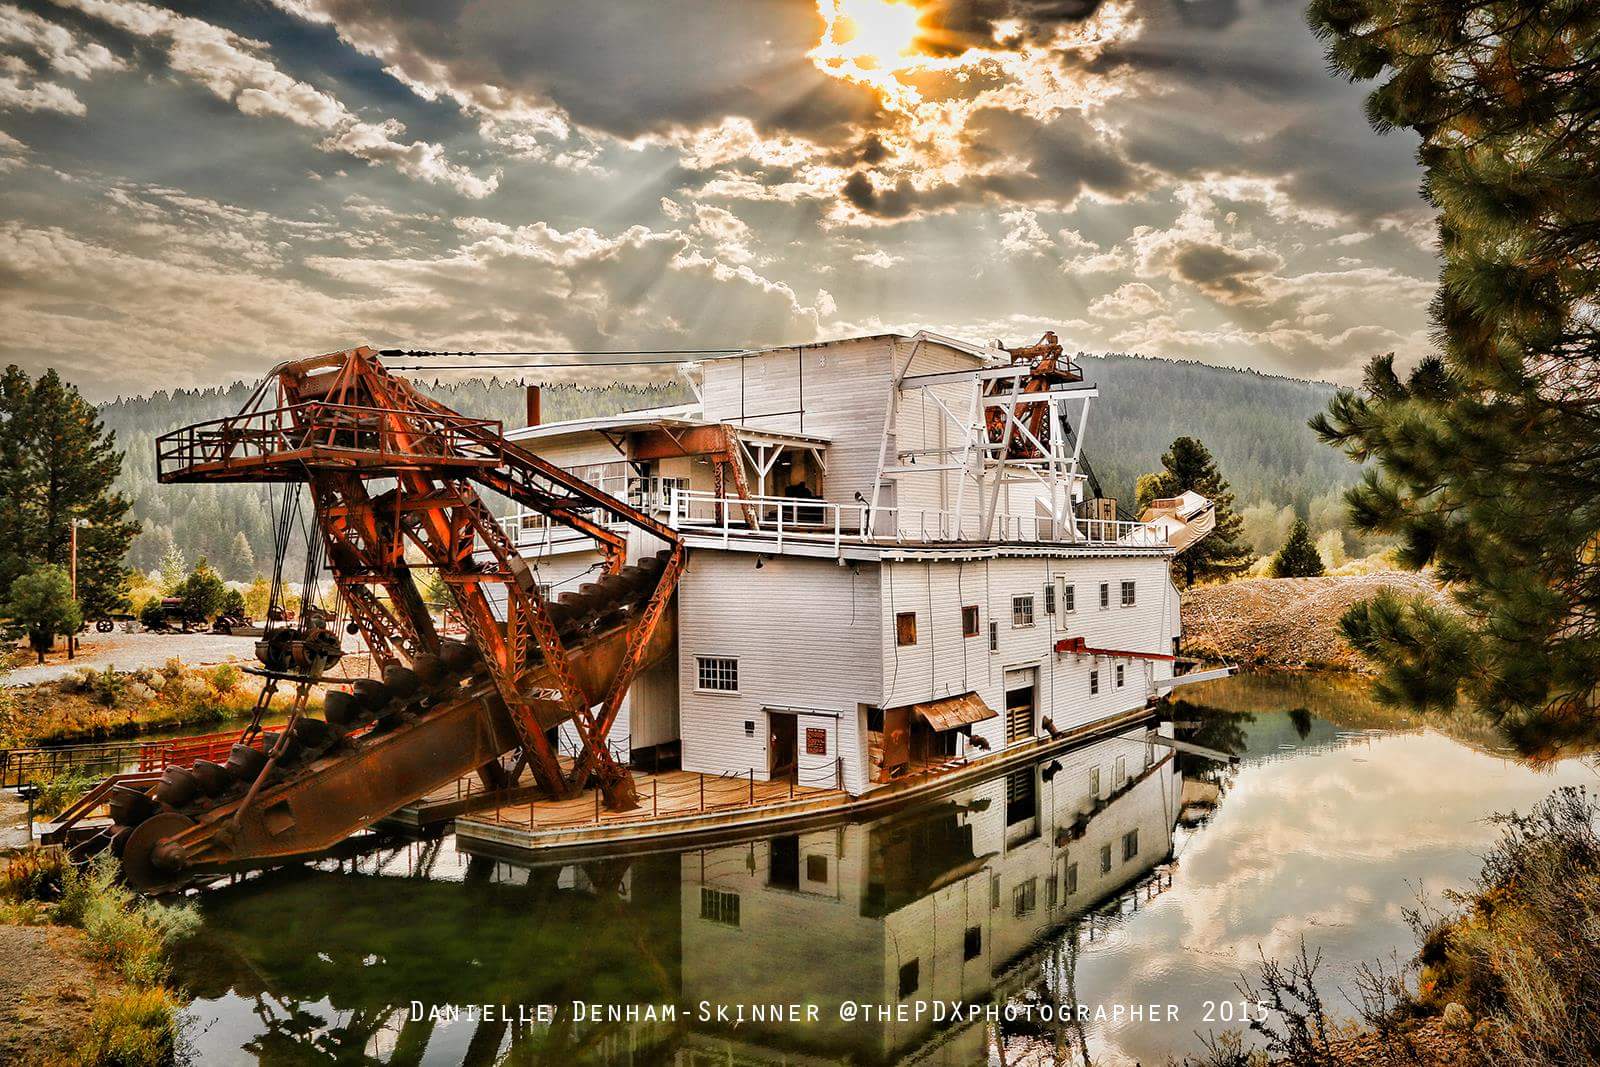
[96,352,1361,582]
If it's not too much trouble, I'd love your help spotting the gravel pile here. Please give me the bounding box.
[1181,571,1452,671]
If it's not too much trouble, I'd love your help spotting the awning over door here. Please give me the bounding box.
[904,691,999,733]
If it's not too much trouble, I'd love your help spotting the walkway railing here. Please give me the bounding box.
[0,728,263,789]
[668,489,1170,551]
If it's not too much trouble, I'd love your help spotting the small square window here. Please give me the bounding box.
[700,887,741,926]
[744,720,755,736]
[1012,595,1035,628]
[1089,669,1099,695]
[899,959,920,998]
[1121,580,1136,607]
[1063,584,1075,613]
[963,925,982,961]
[896,611,917,646]
[697,656,739,692]
[1116,664,1125,688]
[962,605,980,638]
[806,854,828,883]
[1099,582,1110,609]
[1099,843,1112,874]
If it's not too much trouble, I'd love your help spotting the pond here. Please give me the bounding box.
[172,672,1597,1065]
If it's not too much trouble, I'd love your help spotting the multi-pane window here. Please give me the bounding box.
[696,656,739,692]
[1123,829,1140,861]
[895,611,918,646]
[1099,843,1112,874]
[962,605,980,638]
[988,621,999,652]
[1065,861,1079,895]
[700,887,741,926]
[1114,754,1128,789]
[1044,583,1056,615]
[1099,582,1110,609]
[1063,583,1076,613]
[1089,669,1100,695]
[1121,579,1137,607]
[1116,664,1125,688]
[1012,877,1038,918]
[1046,874,1059,909]
[1012,595,1035,627]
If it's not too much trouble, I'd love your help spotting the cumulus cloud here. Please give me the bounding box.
[1088,281,1164,319]
[50,0,499,198]
[0,72,82,113]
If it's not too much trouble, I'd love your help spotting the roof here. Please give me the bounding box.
[505,404,703,441]
[692,329,1004,365]
[895,691,999,732]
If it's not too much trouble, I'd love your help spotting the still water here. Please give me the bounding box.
[173,673,1597,1065]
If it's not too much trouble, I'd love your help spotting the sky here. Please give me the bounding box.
[0,0,1440,400]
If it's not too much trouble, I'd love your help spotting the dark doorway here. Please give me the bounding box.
[1005,684,1035,743]
[768,834,800,890]
[769,712,798,781]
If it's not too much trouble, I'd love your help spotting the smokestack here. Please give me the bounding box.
[525,384,541,427]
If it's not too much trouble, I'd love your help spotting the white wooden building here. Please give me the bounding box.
[492,331,1217,797]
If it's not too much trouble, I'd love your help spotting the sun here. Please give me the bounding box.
[831,0,924,72]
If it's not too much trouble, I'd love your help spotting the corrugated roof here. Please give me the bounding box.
[899,691,998,732]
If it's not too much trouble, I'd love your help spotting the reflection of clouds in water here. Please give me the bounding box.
[1074,727,1594,1065]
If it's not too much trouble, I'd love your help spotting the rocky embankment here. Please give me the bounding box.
[1181,572,1451,671]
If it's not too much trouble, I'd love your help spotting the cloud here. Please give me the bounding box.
[853,248,903,269]
[0,73,82,114]
[1088,281,1164,319]
[50,0,499,198]
[0,4,124,79]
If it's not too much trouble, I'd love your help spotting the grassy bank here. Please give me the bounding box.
[1185,786,1600,1066]
[1,850,195,1065]
[0,660,269,748]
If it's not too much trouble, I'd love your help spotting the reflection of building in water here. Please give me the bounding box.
[678,730,1181,1065]
[178,732,1181,1065]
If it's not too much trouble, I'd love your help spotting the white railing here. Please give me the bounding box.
[667,489,1170,552]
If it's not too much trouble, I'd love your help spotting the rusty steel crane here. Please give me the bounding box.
[106,347,684,893]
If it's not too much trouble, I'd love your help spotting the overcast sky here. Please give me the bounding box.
[0,0,1437,399]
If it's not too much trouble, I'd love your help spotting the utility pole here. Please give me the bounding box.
[68,518,87,659]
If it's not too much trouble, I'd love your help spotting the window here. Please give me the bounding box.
[1063,583,1076,613]
[697,656,739,692]
[1114,754,1128,789]
[1012,595,1035,628]
[1012,878,1037,918]
[1121,579,1136,607]
[700,888,741,926]
[898,959,920,998]
[1089,669,1100,695]
[962,605,980,638]
[1099,582,1110,609]
[1116,664,1125,688]
[988,620,998,652]
[1065,861,1079,895]
[964,925,982,961]
[896,611,917,646]
[1122,829,1140,862]
[1047,874,1059,909]
[1090,766,1101,799]
[806,854,829,883]
[1006,768,1037,825]
[1044,583,1056,615]
[1099,843,1112,874]
[990,873,1001,910]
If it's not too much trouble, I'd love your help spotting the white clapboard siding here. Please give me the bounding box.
[880,555,1177,745]
[676,551,881,795]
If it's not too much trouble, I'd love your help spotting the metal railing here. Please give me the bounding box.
[666,489,1171,551]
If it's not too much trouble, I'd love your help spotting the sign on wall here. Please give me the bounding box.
[805,727,827,756]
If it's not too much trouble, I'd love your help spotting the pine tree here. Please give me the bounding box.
[1272,519,1325,578]
[158,533,186,593]
[1308,0,1600,726]
[1140,436,1254,586]
[6,564,82,663]
[226,531,256,581]
[0,367,139,621]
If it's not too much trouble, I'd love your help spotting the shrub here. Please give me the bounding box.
[137,598,168,632]
[160,657,184,680]
[88,665,126,707]
[0,846,69,902]
[208,664,241,694]
[58,855,198,986]
[75,986,181,1067]
[31,768,98,818]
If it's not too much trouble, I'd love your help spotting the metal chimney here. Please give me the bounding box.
[525,384,541,427]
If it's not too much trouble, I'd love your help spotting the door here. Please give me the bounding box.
[769,712,798,781]
[1005,671,1037,744]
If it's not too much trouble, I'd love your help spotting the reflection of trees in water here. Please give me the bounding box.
[1171,698,1254,798]
[1288,707,1313,740]
[181,854,683,1065]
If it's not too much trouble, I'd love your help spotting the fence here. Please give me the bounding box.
[0,728,261,789]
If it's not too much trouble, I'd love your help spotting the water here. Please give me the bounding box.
[173,673,1598,1065]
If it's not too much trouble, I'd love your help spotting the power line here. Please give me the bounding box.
[387,360,705,372]
[382,347,741,357]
